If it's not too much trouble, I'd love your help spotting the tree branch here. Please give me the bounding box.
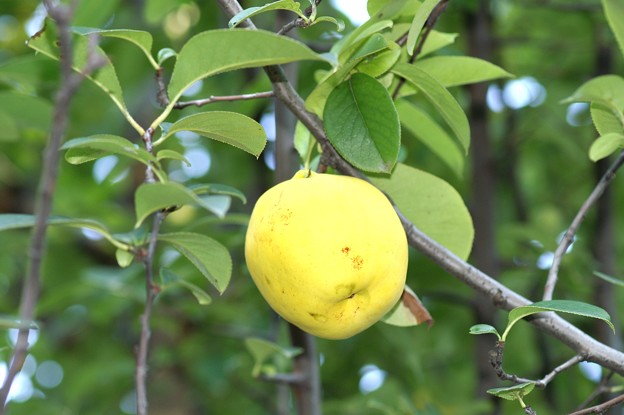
[216,0,624,384]
[173,91,274,109]
[543,150,624,300]
[569,393,624,415]
[0,1,105,410]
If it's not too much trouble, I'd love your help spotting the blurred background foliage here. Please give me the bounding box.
[0,0,623,414]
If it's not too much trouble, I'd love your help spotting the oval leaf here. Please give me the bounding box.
[324,73,400,173]
[155,111,267,157]
[228,0,305,28]
[469,324,501,339]
[503,300,615,341]
[382,285,433,327]
[371,163,474,259]
[562,75,624,113]
[406,0,442,56]
[392,63,471,154]
[158,232,232,294]
[487,382,535,401]
[168,29,325,103]
[414,56,513,87]
[61,134,155,166]
[80,28,158,69]
[589,133,624,161]
[591,103,624,136]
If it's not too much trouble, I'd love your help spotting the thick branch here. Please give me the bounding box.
[216,0,624,380]
[543,150,624,300]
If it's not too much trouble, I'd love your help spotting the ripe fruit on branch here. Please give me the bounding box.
[245,170,408,340]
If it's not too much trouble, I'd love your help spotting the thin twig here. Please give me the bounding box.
[0,2,105,411]
[174,91,274,109]
[569,393,624,415]
[575,372,615,411]
[276,0,321,35]
[135,210,165,415]
[215,0,624,379]
[392,0,449,99]
[543,150,624,300]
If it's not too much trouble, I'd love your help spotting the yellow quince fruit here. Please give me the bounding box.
[245,170,408,340]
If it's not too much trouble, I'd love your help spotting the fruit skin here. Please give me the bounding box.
[245,170,408,340]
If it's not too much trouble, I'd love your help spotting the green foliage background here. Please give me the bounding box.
[0,0,623,414]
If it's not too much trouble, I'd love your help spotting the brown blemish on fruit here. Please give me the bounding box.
[279,209,293,224]
[341,246,351,255]
[351,255,364,270]
[308,312,328,323]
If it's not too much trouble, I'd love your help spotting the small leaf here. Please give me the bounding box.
[382,285,433,327]
[158,232,232,294]
[397,100,464,177]
[356,44,401,78]
[79,28,158,69]
[168,29,325,104]
[244,337,303,377]
[190,183,247,204]
[228,0,306,28]
[487,382,535,401]
[309,16,345,31]
[371,163,474,260]
[134,182,231,227]
[562,75,624,115]
[392,63,470,154]
[333,20,394,65]
[157,48,177,66]
[603,0,624,58]
[115,249,134,268]
[593,271,624,287]
[469,324,501,340]
[61,134,155,166]
[588,133,624,161]
[324,73,400,173]
[502,300,615,341]
[156,149,191,166]
[591,103,624,136]
[414,56,513,87]
[155,111,267,157]
[160,268,212,305]
[407,0,442,56]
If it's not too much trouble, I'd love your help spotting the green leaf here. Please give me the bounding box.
[356,44,401,78]
[591,103,624,136]
[244,337,303,377]
[502,300,615,341]
[350,33,391,61]
[154,111,267,157]
[588,133,624,161]
[134,182,234,227]
[27,22,130,122]
[78,28,158,69]
[469,324,501,340]
[0,91,52,134]
[594,271,624,287]
[160,268,212,305]
[381,285,433,327]
[0,214,128,250]
[562,75,624,124]
[407,0,442,56]
[324,73,400,173]
[487,382,535,401]
[603,0,624,58]
[158,232,232,294]
[392,63,470,154]
[157,48,177,66]
[115,249,134,268]
[371,163,474,260]
[156,149,191,166]
[331,20,394,64]
[190,183,247,204]
[167,29,325,104]
[61,134,155,166]
[396,101,464,177]
[413,56,513,87]
[309,16,345,31]
[420,30,458,57]
[228,0,306,28]
[305,58,363,116]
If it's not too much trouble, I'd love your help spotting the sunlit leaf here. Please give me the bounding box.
[603,0,624,57]
[414,56,513,87]
[324,73,400,173]
[588,133,624,161]
[228,0,305,28]
[158,232,232,294]
[562,75,624,115]
[371,163,474,260]
[487,382,535,401]
[591,103,624,136]
[155,111,267,157]
[392,63,470,154]
[407,0,442,56]
[190,183,247,204]
[77,28,158,69]
[115,249,134,268]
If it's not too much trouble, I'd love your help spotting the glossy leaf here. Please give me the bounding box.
[158,232,232,294]
[603,0,624,57]
[469,324,501,340]
[502,300,614,341]
[309,16,345,31]
[588,133,624,161]
[371,163,474,260]
[331,20,393,64]
[349,33,390,61]
[190,183,247,204]
[154,111,267,157]
[160,268,212,305]
[167,29,325,104]
[115,249,134,268]
[407,0,441,56]
[156,149,191,166]
[562,75,624,116]
[228,0,305,28]
[157,48,177,65]
[397,101,464,177]
[591,103,624,136]
[324,73,400,173]
[62,134,155,166]
[244,337,302,377]
[487,382,535,401]
[78,28,158,69]
[305,58,363,116]
[381,285,433,327]
[392,63,470,153]
[414,56,513,87]
[356,44,401,78]
[420,30,458,57]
